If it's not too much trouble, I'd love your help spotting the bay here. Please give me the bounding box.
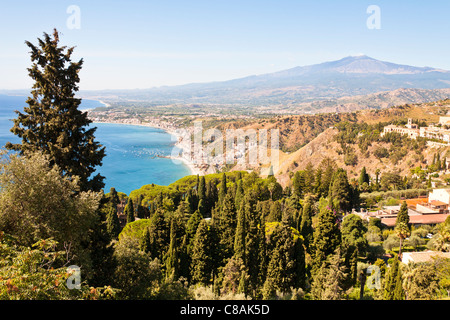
[0,95,191,195]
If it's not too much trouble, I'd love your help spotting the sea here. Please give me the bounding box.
[0,94,191,195]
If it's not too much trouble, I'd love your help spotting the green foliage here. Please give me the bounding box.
[0,233,116,300]
[0,151,101,269]
[6,29,105,192]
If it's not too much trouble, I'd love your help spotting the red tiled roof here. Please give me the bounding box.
[381,214,450,227]
[429,200,448,206]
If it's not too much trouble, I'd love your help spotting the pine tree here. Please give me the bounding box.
[125,198,135,224]
[358,167,370,187]
[6,29,105,192]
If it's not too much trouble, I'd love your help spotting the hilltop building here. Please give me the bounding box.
[381,117,450,145]
[381,118,419,139]
[355,188,450,227]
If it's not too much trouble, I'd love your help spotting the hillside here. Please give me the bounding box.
[224,99,450,187]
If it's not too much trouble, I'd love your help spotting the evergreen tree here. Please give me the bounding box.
[234,202,246,265]
[165,220,179,280]
[299,196,314,251]
[234,180,244,212]
[268,201,282,222]
[396,201,410,227]
[6,29,105,192]
[311,206,341,274]
[148,209,169,260]
[109,187,120,210]
[358,167,370,187]
[125,198,135,224]
[191,220,213,285]
[218,191,238,262]
[186,210,203,251]
[198,176,206,203]
[218,173,227,205]
[318,158,336,198]
[310,248,346,300]
[140,227,151,253]
[106,207,121,239]
[198,199,207,218]
[383,256,404,300]
[292,171,306,198]
[329,168,352,213]
[264,223,305,294]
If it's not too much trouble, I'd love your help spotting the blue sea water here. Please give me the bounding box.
[0,95,191,195]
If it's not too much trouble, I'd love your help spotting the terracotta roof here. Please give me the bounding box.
[406,198,428,208]
[402,251,450,264]
[429,200,448,206]
[381,214,450,227]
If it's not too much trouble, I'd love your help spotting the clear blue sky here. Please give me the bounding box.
[1,0,449,90]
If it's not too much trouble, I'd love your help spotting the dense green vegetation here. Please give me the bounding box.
[1,29,450,301]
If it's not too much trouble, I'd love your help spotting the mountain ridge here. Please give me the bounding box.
[78,55,450,110]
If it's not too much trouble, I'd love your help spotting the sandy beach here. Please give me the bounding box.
[91,118,204,176]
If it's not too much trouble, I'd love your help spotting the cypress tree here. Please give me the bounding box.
[384,256,404,300]
[358,167,370,187]
[311,206,341,274]
[268,201,282,222]
[106,207,121,239]
[186,210,203,251]
[109,187,120,210]
[234,180,244,212]
[148,209,169,260]
[395,202,411,258]
[6,29,105,192]
[396,201,410,227]
[234,204,246,265]
[218,173,227,204]
[165,220,179,280]
[125,198,135,224]
[140,227,151,253]
[198,199,207,218]
[191,220,213,285]
[198,176,206,203]
[218,191,238,261]
[329,168,352,213]
[264,223,299,294]
[299,196,314,251]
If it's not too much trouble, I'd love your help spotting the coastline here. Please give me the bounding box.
[91,119,203,176]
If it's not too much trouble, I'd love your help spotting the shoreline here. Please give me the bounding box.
[91,119,204,176]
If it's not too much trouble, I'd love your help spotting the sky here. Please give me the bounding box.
[1,0,450,91]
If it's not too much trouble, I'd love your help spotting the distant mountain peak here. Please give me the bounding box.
[312,55,445,75]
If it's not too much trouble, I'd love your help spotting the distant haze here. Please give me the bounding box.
[77,56,450,107]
